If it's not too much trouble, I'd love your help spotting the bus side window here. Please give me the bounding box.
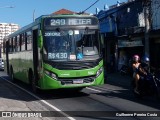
[17,35,21,51]
[26,31,32,50]
[13,37,16,52]
[9,38,13,52]
[3,39,6,53]
[25,33,27,50]
[13,38,15,52]
[21,34,25,51]
[11,38,13,52]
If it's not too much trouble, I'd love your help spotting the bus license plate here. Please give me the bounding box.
[73,79,83,84]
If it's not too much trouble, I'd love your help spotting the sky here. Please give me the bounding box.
[0,0,127,27]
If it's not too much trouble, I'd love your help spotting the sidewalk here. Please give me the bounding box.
[0,76,54,120]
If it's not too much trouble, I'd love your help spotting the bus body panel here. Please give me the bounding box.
[40,71,104,89]
[39,60,104,89]
[43,60,103,77]
[8,50,33,83]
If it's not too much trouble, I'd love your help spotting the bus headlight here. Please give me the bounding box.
[96,67,103,77]
[45,70,57,80]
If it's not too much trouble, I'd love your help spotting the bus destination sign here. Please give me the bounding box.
[44,18,98,26]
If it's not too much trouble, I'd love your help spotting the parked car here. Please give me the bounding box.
[0,58,4,70]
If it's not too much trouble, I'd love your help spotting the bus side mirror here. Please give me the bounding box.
[38,30,43,48]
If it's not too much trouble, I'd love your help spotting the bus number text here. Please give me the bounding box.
[48,53,68,59]
[50,19,65,26]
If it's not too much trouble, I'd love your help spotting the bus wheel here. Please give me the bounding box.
[29,71,39,93]
[9,67,16,83]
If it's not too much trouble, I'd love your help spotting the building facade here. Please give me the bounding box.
[97,0,145,71]
[0,23,19,57]
[150,0,160,69]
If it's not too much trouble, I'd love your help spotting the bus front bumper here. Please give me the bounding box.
[40,72,104,90]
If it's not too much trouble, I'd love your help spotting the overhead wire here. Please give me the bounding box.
[79,0,100,14]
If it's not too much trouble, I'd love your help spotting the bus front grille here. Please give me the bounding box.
[59,77,95,85]
[45,58,102,70]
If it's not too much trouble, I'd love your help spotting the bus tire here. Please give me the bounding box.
[9,66,16,83]
[29,70,39,93]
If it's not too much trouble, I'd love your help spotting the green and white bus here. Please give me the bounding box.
[3,14,104,92]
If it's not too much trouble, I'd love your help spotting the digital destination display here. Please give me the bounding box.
[44,17,98,26]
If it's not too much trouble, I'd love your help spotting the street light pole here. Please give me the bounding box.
[0,6,15,9]
[33,9,35,22]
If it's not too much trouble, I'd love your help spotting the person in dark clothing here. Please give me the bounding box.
[134,56,150,94]
[138,56,150,76]
[132,55,141,94]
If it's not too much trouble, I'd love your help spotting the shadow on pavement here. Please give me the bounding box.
[0,75,89,102]
[96,72,160,110]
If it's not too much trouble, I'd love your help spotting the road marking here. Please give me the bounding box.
[0,77,75,120]
[90,86,111,91]
[87,86,127,94]
[86,87,102,93]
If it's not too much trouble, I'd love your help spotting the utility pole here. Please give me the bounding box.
[143,0,151,57]
[0,6,15,9]
[33,9,35,22]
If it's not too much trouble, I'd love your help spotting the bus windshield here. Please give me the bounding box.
[43,29,101,61]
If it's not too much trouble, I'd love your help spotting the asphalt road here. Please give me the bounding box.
[0,71,160,120]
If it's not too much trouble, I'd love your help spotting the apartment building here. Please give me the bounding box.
[0,23,19,57]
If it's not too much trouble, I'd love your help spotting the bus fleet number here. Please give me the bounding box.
[48,53,68,59]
